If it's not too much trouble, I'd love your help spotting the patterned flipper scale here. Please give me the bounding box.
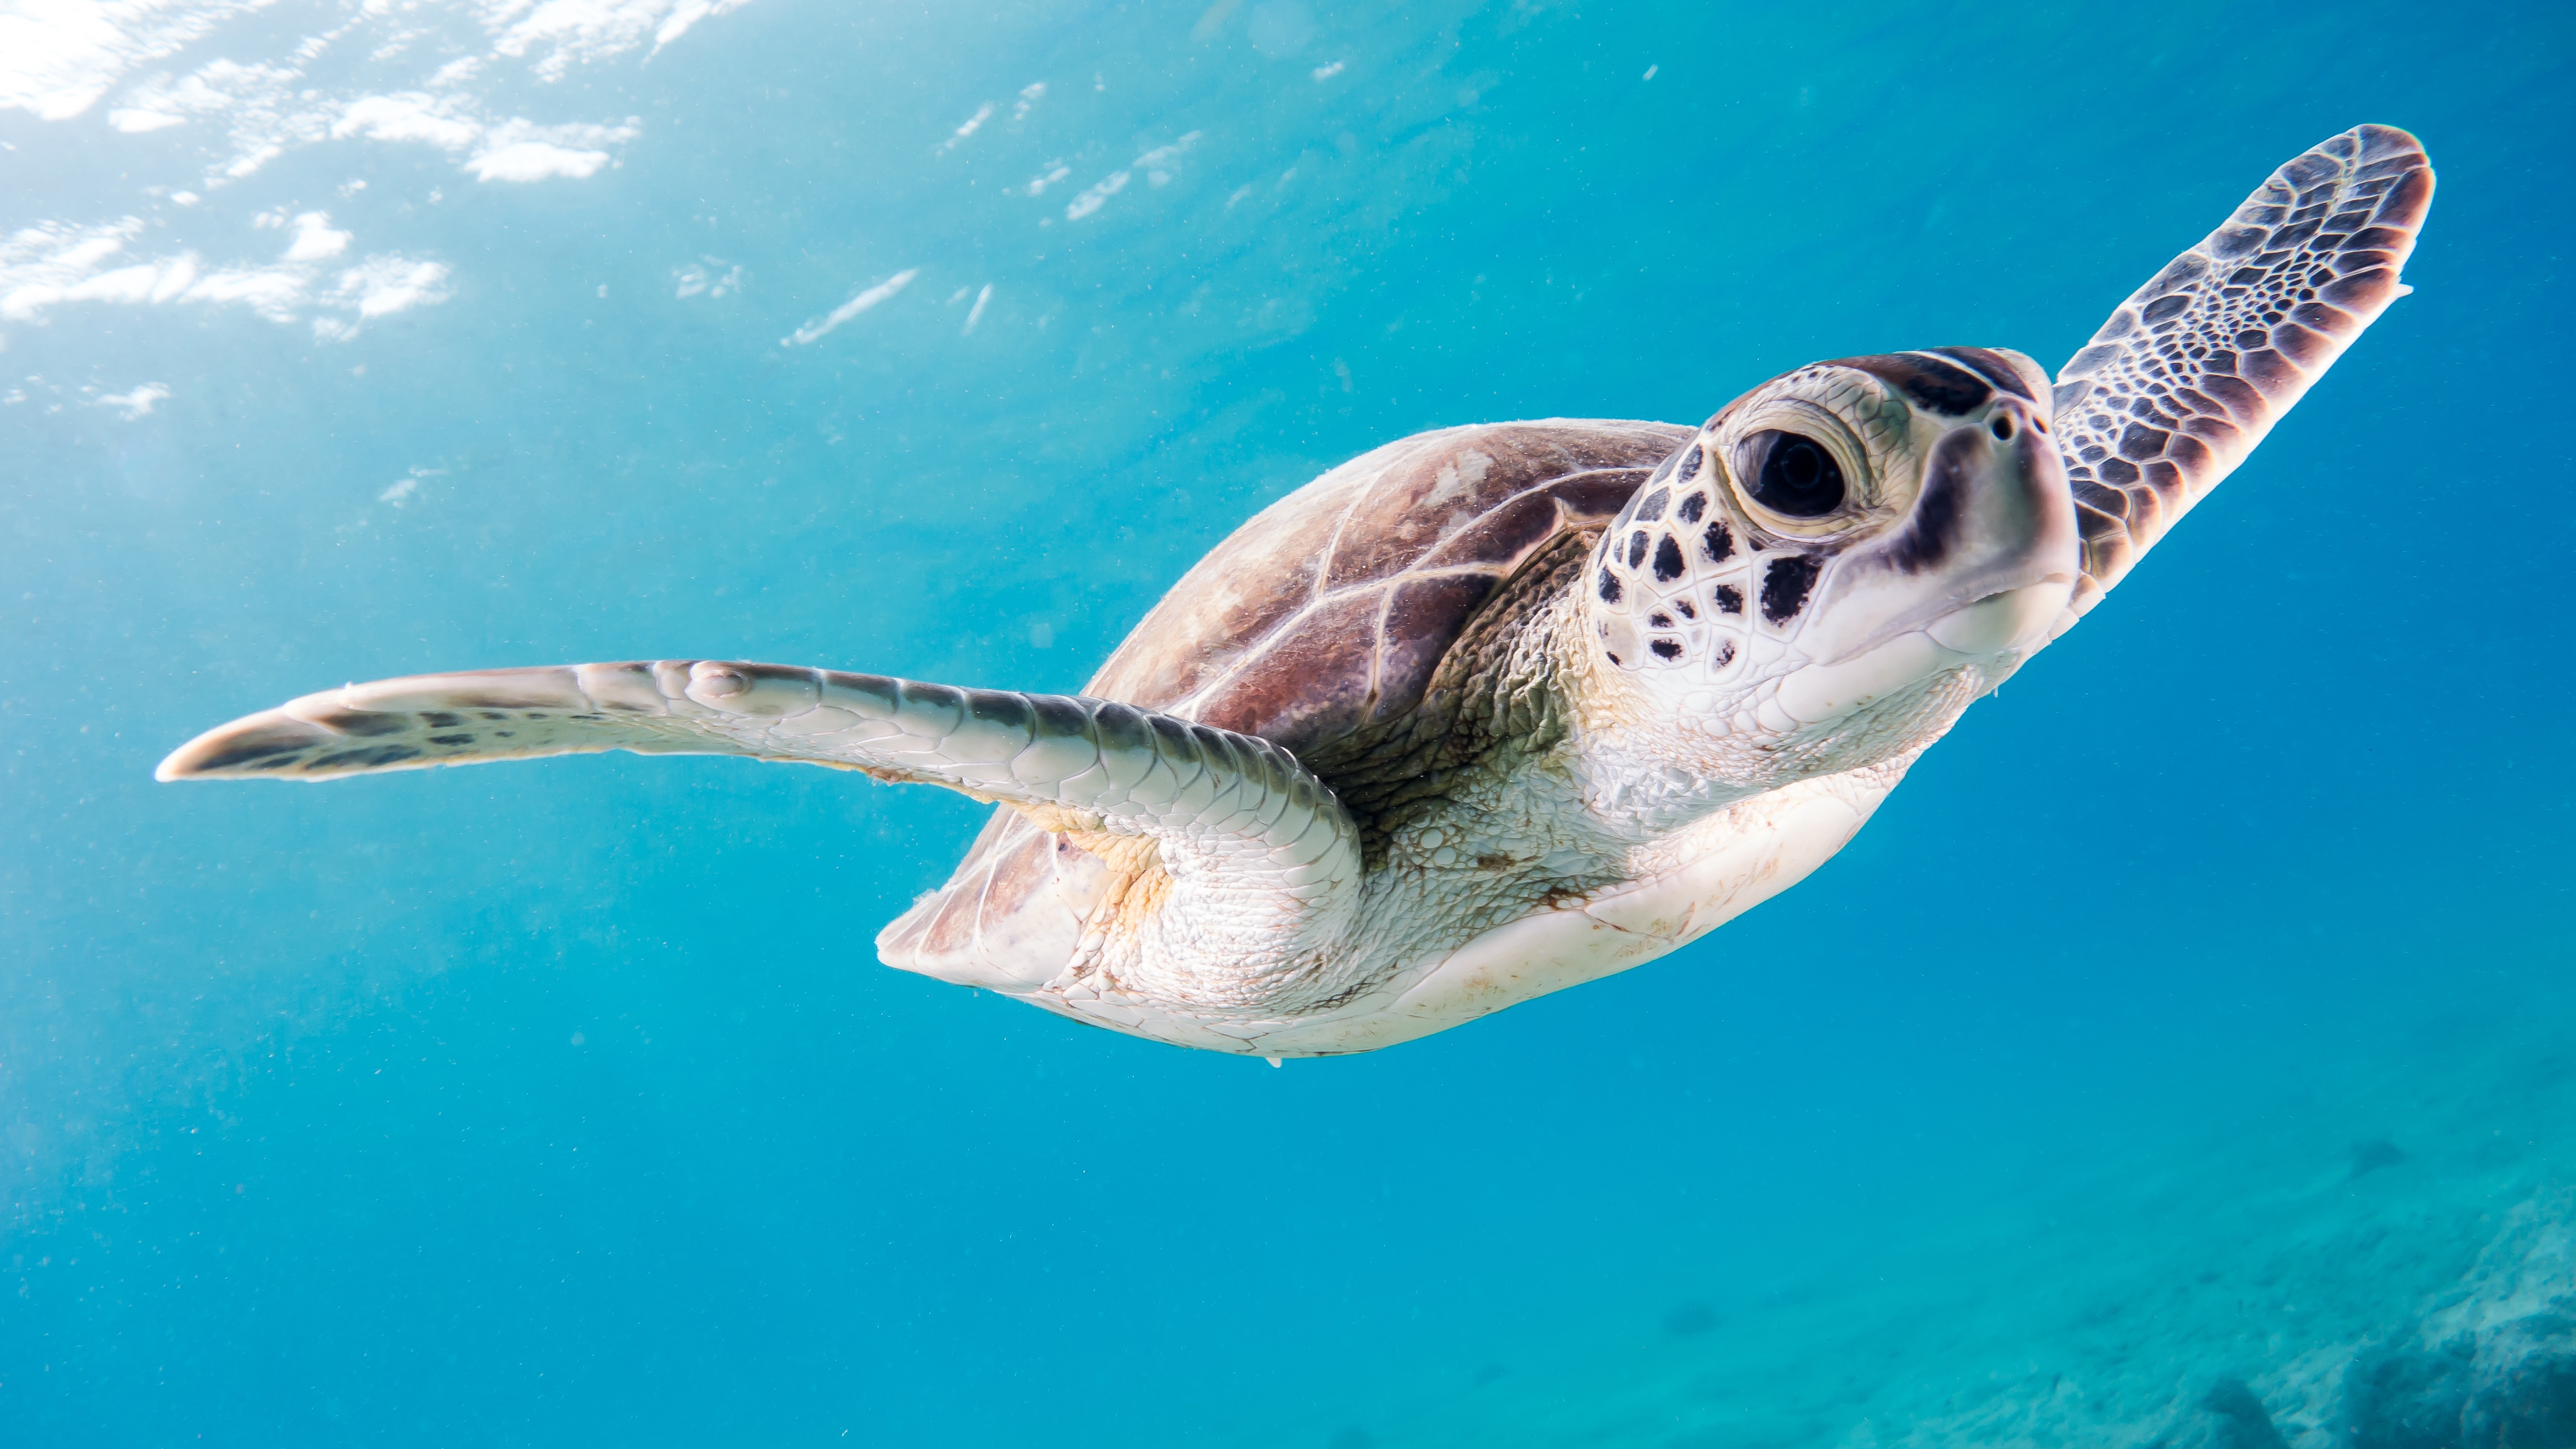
[2052,123,2434,624]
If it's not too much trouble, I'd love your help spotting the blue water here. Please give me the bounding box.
[3,3,2571,1444]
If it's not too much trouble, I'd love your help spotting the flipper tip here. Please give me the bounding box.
[154,710,338,782]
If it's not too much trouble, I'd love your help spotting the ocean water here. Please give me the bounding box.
[2,2,2571,1444]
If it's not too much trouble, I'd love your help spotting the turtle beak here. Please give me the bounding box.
[1783,395,2078,686]
[1904,399,2079,659]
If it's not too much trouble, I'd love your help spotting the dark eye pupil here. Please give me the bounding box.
[1747,431,1846,517]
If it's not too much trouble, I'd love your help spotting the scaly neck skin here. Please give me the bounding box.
[1494,587,1778,853]
[1537,583,1968,851]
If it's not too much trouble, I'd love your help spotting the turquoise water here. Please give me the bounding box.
[3,2,2571,1444]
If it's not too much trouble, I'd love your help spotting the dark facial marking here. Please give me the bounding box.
[1711,583,1743,615]
[1711,639,1736,667]
[1702,519,1734,563]
[1829,353,1992,415]
[1677,491,1706,524]
[1649,611,1673,628]
[1926,346,2036,400]
[1887,428,1977,573]
[1597,568,1622,604]
[1627,530,1650,567]
[1649,639,1684,661]
[1679,443,1704,481]
[1651,533,1685,582]
[1606,652,1623,666]
[1759,556,1822,624]
[1635,487,1670,520]
[1672,596,1696,620]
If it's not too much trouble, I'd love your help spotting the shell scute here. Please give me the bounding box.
[1416,489,1561,571]
[1189,589,1383,746]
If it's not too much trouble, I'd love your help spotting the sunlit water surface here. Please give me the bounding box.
[2,2,2571,1444]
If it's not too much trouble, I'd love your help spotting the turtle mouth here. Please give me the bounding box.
[1809,565,2077,666]
[1923,576,2076,655]
[1769,575,2070,726]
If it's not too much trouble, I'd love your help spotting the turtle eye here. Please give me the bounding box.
[1742,431,1846,517]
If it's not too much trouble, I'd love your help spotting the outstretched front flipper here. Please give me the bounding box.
[2050,123,2434,626]
[159,662,1361,994]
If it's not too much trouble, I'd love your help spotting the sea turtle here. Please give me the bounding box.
[160,125,2433,1059]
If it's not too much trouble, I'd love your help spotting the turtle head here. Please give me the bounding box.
[1583,347,2077,785]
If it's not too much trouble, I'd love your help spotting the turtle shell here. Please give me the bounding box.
[878,417,1690,987]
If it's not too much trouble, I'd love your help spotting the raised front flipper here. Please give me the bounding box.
[158,661,1362,1005]
[2051,123,2434,625]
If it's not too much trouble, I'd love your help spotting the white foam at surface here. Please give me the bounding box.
[1132,132,1200,170]
[3,218,149,318]
[481,0,757,83]
[782,267,918,347]
[469,138,603,181]
[426,55,483,88]
[0,215,451,338]
[466,115,638,179]
[95,381,170,417]
[1062,132,1200,220]
[181,259,311,319]
[647,0,743,54]
[222,141,280,177]
[0,0,729,353]
[6,0,747,198]
[938,101,993,152]
[332,91,484,150]
[673,257,740,299]
[107,105,188,131]
[281,210,350,261]
[331,255,451,318]
[0,0,274,120]
[1064,171,1128,221]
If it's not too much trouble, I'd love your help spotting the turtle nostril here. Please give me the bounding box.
[1989,412,2017,442]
